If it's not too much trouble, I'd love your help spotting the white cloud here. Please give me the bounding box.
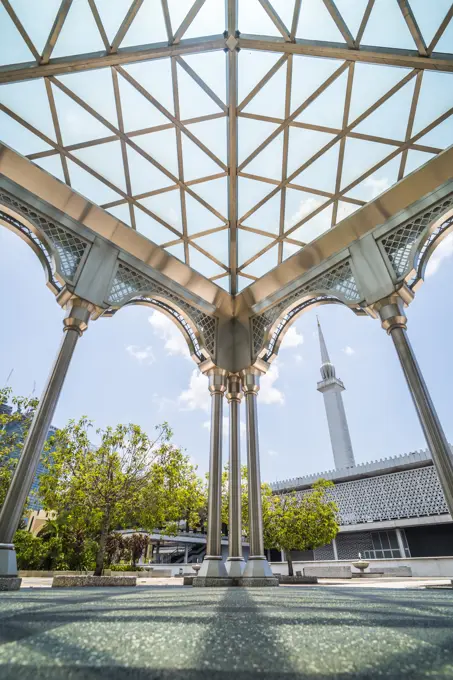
[179,370,210,412]
[363,176,390,199]
[295,354,303,364]
[267,449,278,457]
[342,346,355,356]
[280,325,304,350]
[286,197,330,243]
[260,362,284,405]
[125,345,155,364]
[148,311,190,358]
[425,232,453,278]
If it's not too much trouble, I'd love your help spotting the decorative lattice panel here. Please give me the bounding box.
[293,466,448,526]
[314,542,335,560]
[380,194,453,278]
[107,263,217,359]
[335,532,374,560]
[251,259,360,358]
[409,214,453,288]
[0,190,89,280]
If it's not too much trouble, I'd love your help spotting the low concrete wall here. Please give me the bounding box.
[271,557,453,578]
[303,565,352,579]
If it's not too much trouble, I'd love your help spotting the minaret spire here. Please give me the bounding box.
[316,318,356,470]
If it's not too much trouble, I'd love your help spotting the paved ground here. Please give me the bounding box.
[1,585,453,679]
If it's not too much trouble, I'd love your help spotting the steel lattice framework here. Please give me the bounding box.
[1,0,453,295]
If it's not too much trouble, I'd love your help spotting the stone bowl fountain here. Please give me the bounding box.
[352,553,369,577]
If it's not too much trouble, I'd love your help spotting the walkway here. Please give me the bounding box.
[1,585,452,678]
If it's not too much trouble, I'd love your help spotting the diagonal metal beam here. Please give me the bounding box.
[171,57,190,264]
[427,5,453,55]
[397,0,427,56]
[397,70,423,180]
[322,0,355,48]
[161,0,173,43]
[1,0,40,61]
[238,54,287,112]
[356,0,374,45]
[44,78,71,186]
[226,0,238,294]
[87,0,110,51]
[173,0,206,44]
[110,0,145,53]
[290,0,302,40]
[331,62,354,226]
[278,54,291,264]
[257,0,291,41]
[111,67,136,229]
[176,56,227,112]
[40,0,73,64]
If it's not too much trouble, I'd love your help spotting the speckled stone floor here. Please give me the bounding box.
[0,586,453,679]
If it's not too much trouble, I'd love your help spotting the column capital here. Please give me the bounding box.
[207,367,228,395]
[226,374,242,403]
[62,297,96,336]
[373,286,414,334]
[241,367,262,395]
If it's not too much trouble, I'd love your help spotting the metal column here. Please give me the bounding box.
[225,374,245,576]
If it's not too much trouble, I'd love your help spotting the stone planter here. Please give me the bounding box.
[0,577,21,591]
[52,575,136,587]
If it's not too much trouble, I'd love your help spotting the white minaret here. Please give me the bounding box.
[316,318,355,469]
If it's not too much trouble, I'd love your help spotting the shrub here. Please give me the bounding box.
[110,564,144,572]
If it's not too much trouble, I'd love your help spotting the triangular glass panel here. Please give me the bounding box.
[282,241,301,261]
[9,0,61,55]
[185,193,225,235]
[239,0,284,36]
[416,115,453,150]
[436,14,453,53]
[177,62,223,120]
[58,68,118,126]
[243,192,282,235]
[245,133,284,181]
[0,80,56,141]
[295,69,348,130]
[134,206,179,245]
[334,0,370,39]
[122,59,174,115]
[287,127,335,176]
[189,245,225,277]
[120,0,167,47]
[354,79,415,141]
[0,4,34,65]
[134,128,179,177]
[238,177,273,218]
[181,133,222,181]
[296,0,346,42]
[165,242,185,262]
[118,73,169,132]
[214,276,230,293]
[185,117,227,165]
[72,141,127,192]
[184,0,226,39]
[404,150,436,177]
[336,201,359,224]
[33,155,65,183]
[182,52,226,103]
[93,0,131,43]
[237,275,252,293]
[167,0,194,35]
[407,0,452,46]
[361,0,417,49]
[288,204,333,243]
[52,0,105,58]
[190,176,228,218]
[0,111,52,155]
[238,117,280,165]
[106,203,132,226]
[126,146,172,194]
[344,156,400,201]
[341,138,392,190]
[238,230,274,267]
[284,188,329,235]
[291,55,343,115]
[412,72,453,136]
[242,245,279,278]
[348,63,411,123]
[139,191,183,232]
[52,83,111,145]
[191,229,229,266]
[291,142,340,193]
[243,61,287,120]
[238,50,283,105]
[269,0,295,31]
[67,159,122,205]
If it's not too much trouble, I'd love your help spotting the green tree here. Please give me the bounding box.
[123,533,149,567]
[105,532,125,566]
[221,464,274,542]
[0,387,38,509]
[269,479,339,576]
[14,529,46,570]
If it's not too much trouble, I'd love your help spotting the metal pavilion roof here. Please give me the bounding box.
[0,1,452,296]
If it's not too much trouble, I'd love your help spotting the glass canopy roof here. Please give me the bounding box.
[1,0,453,294]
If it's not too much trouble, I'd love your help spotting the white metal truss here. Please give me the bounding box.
[0,0,452,294]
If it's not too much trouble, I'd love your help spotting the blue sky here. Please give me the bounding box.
[1,0,453,482]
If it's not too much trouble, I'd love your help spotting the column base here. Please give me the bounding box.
[226,557,245,577]
[242,555,274,578]
[197,556,228,578]
[0,543,18,577]
[193,575,279,587]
